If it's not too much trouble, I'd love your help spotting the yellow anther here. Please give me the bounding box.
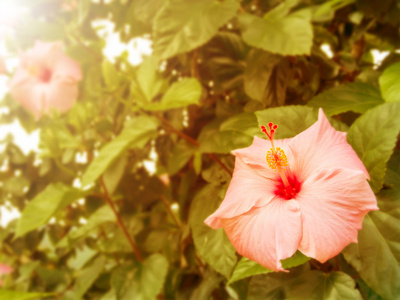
[266,147,288,172]
[27,64,39,77]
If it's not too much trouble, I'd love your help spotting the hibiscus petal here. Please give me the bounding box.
[221,199,302,271]
[52,51,82,81]
[288,109,369,183]
[44,78,79,114]
[297,168,378,262]
[0,264,13,275]
[205,157,279,228]
[9,80,47,118]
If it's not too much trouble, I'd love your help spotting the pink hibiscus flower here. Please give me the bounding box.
[0,263,13,286]
[205,109,378,272]
[9,41,82,118]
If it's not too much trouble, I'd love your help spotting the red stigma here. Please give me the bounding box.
[261,123,278,141]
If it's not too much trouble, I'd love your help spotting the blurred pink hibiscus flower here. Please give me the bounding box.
[205,109,378,272]
[9,41,82,118]
[0,264,13,286]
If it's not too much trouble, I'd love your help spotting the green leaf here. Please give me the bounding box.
[142,78,202,111]
[220,112,260,137]
[59,205,116,246]
[74,256,106,299]
[198,118,254,154]
[139,254,169,300]
[112,254,169,300]
[135,56,165,102]
[16,183,83,237]
[384,150,400,188]
[347,102,400,192]
[262,57,291,108]
[201,161,231,184]
[247,270,361,300]
[379,62,400,102]
[228,251,309,284]
[286,271,362,299]
[314,0,356,19]
[67,245,98,270]
[153,0,239,59]
[308,82,384,116]
[238,0,312,56]
[377,188,400,219]
[189,184,237,278]
[78,0,91,24]
[342,211,400,299]
[102,60,120,89]
[189,268,223,300]
[244,49,282,103]
[103,154,128,195]
[199,129,252,154]
[2,176,30,197]
[229,258,273,285]
[256,106,317,139]
[0,290,54,300]
[167,140,197,175]
[81,116,159,186]
[244,49,291,107]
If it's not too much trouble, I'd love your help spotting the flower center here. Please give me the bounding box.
[275,175,301,200]
[27,64,53,83]
[261,123,299,200]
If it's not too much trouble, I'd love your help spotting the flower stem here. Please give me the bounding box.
[99,176,143,262]
[160,196,181,228]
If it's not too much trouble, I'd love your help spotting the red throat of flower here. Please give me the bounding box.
[27,64,53,83]
[261,123,300,200]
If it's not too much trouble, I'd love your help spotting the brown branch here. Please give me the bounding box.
[160,196,181,228]
[153,112,200,146]
[152,112,232,176]
[99,176,143,262]
[208,153,232,176]
[191,50,199,78]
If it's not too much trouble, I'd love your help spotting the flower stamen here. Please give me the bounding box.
[261,123,296,199]
[266,147,288,172]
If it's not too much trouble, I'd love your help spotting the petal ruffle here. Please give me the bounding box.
[288,109,369,183]
[296,168,378,262]
[221,199,302,271]
[205,157,279,228]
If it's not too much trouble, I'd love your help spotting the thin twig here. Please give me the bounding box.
[153,112,200,146]
[152,112,232,176]
[160,196,181,228]
[99,176,143,262]
[208,153,232,176]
